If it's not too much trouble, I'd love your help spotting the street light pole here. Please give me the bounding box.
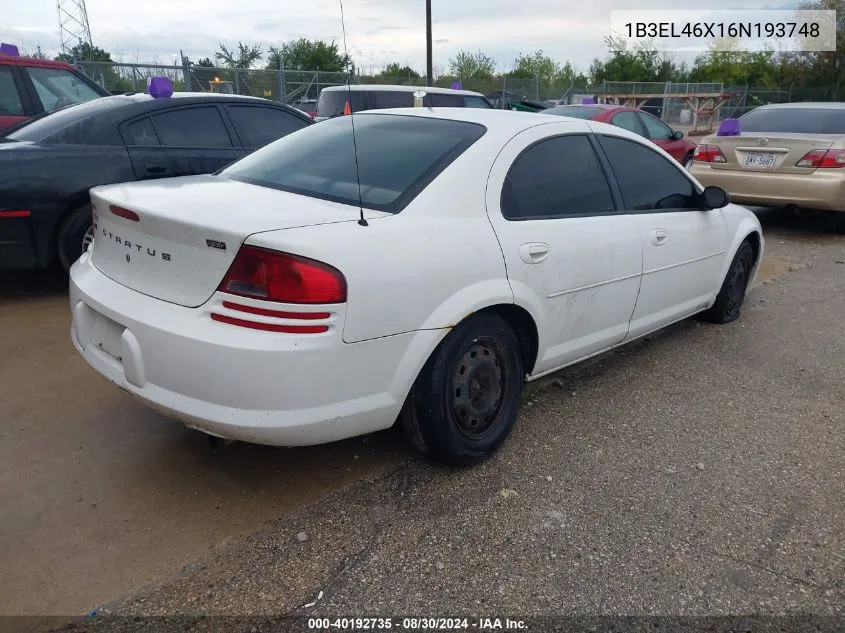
[425,0,433,86]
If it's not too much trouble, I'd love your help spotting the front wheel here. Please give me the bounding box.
[57,204,93,273]
[700,241,755,324]
[400,313,524,466]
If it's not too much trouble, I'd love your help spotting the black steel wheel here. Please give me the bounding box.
[401,313,524,465]
[701,240,755,324]
[57,204,93,273]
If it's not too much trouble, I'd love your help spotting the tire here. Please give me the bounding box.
[57,204,93,273]
[700,240,755,324]
[400,313,524,466]
[683,153,694,170]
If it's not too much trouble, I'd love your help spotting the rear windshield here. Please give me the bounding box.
[316,89,489,117]
[221,113,486,213]
[738,107,845,134]
[544,105,605,119]
[6,96,129,142]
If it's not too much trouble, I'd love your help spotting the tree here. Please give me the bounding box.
[794,0,845,99]
[379,62,420,80]
[266,38,350,72]
[215,42,263,69]
[511,50,559,82]
[56,42,113,64]
[56,43,126,93]
[589,35,684,83]
[448,49,496,81]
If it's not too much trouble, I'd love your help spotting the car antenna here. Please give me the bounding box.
[339,0,368,227]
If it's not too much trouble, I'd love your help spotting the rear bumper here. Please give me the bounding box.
[69,251,444,446]
[690,163,845,211]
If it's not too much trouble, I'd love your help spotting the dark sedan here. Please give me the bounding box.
[0,91,313,271]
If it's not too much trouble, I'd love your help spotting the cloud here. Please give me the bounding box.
[4,0,782,71]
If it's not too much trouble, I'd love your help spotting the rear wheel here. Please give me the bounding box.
[400,313,524,466]
[57,204,93,273]
[683,152,694,170]
[701,240,755,324]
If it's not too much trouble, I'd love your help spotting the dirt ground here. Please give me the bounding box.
[0,207,842,620]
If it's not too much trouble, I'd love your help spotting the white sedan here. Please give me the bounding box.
[70,108,763,465]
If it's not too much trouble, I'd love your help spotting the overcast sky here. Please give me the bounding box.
[3,0,801,73]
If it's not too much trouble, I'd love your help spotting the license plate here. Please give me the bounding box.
[88,311,125,362]
[744,153,776,169]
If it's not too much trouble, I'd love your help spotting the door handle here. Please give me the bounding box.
[650,229,668,246]
[145,163,168,175]
[519,242,550,264]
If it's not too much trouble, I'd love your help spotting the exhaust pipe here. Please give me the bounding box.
[208,435,236,452]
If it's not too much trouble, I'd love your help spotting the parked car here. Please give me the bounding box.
[545,103,697,168]
[0,88,313,272]
[69,108,763,465]
[292,98,317,118]
[0,43,110,133]
[314,84,492,120]
[689,102,845,227]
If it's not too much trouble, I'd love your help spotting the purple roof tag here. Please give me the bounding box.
[0,43,20,56]
[717,118,741,136]
[451,81,462,90]
[146,76,174,99]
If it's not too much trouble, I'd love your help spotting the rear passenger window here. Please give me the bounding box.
[426,93,463,107]
[366,91,413,110]
[463,96,491,108]
[611,111,644,136]
[150,106,232,148]
[0,65,24,116]
[227,106,308,148]
[126,118,160,146]
[598,135,698,211]
[501,134,615,220]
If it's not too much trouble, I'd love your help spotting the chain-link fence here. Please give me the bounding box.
[74,61,350,107]
[72,61,817,127]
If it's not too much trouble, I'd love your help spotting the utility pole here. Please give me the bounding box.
[425,0,433,86]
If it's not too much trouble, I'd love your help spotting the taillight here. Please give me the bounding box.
[693,144,727,163]
[795,149,845,168]
[217,246,346,304]
[110,205,140,221]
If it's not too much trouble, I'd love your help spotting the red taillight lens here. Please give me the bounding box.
[217,246,346,304]
[110,205,140,221]
[693,144,727,163]
[795,149,845,168]
[0,210,31,218]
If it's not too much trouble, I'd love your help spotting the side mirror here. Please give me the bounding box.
[672,129,684,140]
[702,186,729,209]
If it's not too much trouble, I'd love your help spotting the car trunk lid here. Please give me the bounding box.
[89,175,369,307]
[702,132,842,174]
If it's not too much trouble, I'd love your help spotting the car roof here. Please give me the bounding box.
[754,102,845,110]
[355,106,599,133]
[321,84,485,97]
[0,53,80,69]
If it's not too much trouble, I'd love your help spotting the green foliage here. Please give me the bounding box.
[215,42,263,69]
[448,50,496,81]
[379,63,420,79]
[589,36,684,83]
[266,39,350,72]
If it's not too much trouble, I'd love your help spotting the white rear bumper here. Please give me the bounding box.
[69,252,443,446]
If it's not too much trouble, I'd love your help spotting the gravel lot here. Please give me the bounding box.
[1,208,842,629]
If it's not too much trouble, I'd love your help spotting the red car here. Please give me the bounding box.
[545,104,697,169]
[0,43,110,133]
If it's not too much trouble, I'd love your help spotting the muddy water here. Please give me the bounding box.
[0,272,408,614]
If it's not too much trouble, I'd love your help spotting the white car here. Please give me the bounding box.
[69,108,764,465]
